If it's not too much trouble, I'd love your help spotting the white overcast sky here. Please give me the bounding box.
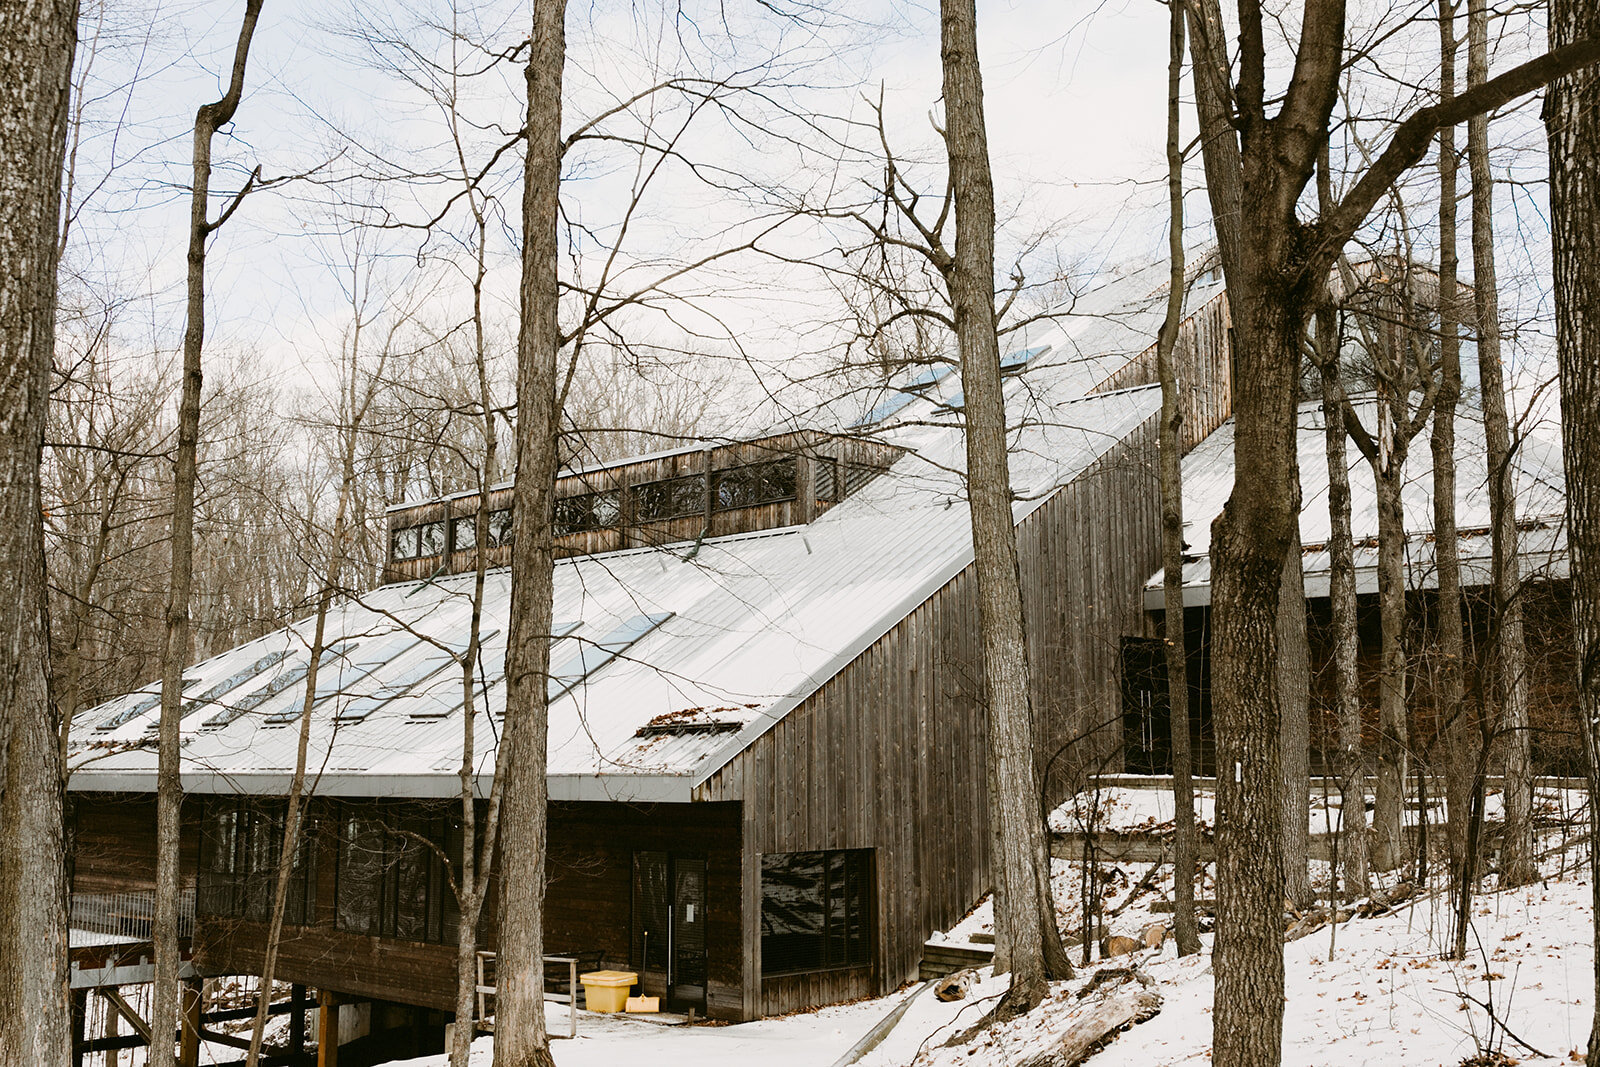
[62,0,1558,429]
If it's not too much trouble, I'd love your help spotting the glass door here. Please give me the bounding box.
[671,858,707,1011]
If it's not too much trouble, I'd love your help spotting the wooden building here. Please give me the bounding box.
[1124,393,1574,776]
[66,259,1238,1053]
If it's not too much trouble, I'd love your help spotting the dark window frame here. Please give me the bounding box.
[451,515,478,553]
[554,490,622,536]
[487,507,514,548]
[390,520,447,563]
[713,458,799,512]
[333,802,463,946]
[759,849,872,977]
[196,798,316,926]
[632,474,706,524]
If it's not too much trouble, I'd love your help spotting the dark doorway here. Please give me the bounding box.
[631,851,707,1013]
[1121,636,1170,775]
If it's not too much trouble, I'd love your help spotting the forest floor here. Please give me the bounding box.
[392,785,1598,1067]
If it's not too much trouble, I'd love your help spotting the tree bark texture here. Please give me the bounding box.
[1278,510,1313,910]
[1157,0,1201,959]
[154,6,263,1063]
[1431,0,1470,890]
[497,0,567,1062]
[1546,2,1600,1059]
[1371,458,1410,872]
[450,200,504,1067]
[0,4,77,1066]
[1470,0,1534,889]
[1317,356,1370,899]
[939,0,1072,1016]
[1314,147,1370,902]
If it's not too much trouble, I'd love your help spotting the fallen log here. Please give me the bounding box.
[1016,989,1163,1067]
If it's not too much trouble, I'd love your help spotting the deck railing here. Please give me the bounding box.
[70,888,195,941]
[475,951,580,1039]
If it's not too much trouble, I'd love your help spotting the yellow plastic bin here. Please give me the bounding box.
[580,970,637,1013]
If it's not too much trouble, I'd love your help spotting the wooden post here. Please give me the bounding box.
[290,983,306,1055]
[317,990,339,1067]
[71,988,87,1067]
[179,977,202,1067]
[104,988,119,1067]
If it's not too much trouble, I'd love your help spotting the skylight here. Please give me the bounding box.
[95,692,160,733]
[201,641,356,729]
[547,612,674,701]
[259,640,370,725]
[903,363,956,391]
[140,647,295,735]
[338,629,504,724]
[1000,344,1051,371]
[405,620,577,721]
[849,391,918,429]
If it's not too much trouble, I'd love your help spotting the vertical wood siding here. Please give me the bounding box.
[698,416,1161,1017]
[1092,291,1234,453]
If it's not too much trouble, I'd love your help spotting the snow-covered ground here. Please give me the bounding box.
[386,993,919,1067]
[160,786,1600,1067]
[393,860,1597,1067]
[861,876,1598,1067]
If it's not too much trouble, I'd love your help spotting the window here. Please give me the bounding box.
[488,508,514,548]
[554,491,621,535]
[1000,343,1050,372]
[547,612,673,701]
[391,526,420,560]
[849,390,917,429]
[419,521,446,556]
[714,459,797,511]
[391,521,446,562]
[760,850,871,976]
[455,508,515,552]
[335,804,462,944]
[197,800,316,925]
[94,692,159,733]
[633,474,705,523]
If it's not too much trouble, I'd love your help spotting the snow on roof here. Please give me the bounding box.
[1145,395,1569,608]
[69,377,1161,804]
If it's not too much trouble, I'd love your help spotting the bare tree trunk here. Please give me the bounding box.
[939,0,1072,1019]
[245,292,378,1067]
[1545,3,1600,1059]
[1432,0,1471,892]
[1156,0,1200,958]
[1315,148,1370,902]
[1470,0,1535,889]
[1371,461,1410,872]
[1185,1,1292,1059]
[153,7,263,1064]
[1279,500,1313,910]
[449,133,506,1067]
[1317,354,1370,899]
[0,3,77,1065]
[1181,0,1600,1060]
[496,2,567,1063]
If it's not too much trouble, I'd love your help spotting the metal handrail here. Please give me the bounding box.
[475,951,579,1040]
[69,888,195,940]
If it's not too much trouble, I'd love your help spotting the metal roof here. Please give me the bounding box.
[1144,395,1569,609]
[70,377,1163,803]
